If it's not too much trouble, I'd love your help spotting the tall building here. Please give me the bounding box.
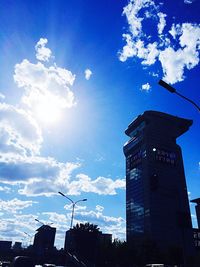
[124,110,194,263]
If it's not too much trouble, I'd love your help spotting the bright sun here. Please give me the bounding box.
[34,95,62,125]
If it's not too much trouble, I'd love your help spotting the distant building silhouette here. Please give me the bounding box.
[64,227,112,263]
[192,228,200,250]
[65,229,112,251]
[0,240,12,252]
[12,241,22,252]
[191,198,200,229]
[124,110,194,264]
[33,225,56,254]
[191,198,200,251]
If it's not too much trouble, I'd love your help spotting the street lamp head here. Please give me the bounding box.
[158,79,176,93]
[158,79,200,112]
[58,193,88,229]
[58,191,65,197]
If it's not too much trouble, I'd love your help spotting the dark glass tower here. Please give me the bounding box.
[124,111,194,263]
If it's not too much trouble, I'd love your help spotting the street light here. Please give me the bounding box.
[158,79,200,112]
[58,191,87,229]
[24,232,33,246]
[35,218,53,226]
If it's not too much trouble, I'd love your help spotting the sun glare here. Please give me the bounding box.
[34,96,62,125]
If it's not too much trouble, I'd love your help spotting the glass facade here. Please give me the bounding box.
[124,111,195,263]
[124,121,146,241]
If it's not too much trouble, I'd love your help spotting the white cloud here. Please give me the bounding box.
[0,154,73,183]
[75,206,126,240]
[35,38,52,62]
[179,23,200,50]
[64,203,86,211]
[0,118,125,196]
[42,212,67,224]
[96,205,104,212]
[0,219,22,241]
[84,69,92,80]
[0,154,125,197]
[0,185,11,193]
[141,42,159,65]
[0,107,83,194]
[119,34,136,62]
[149,71,159,77]
[159,47,186,84]
[141,82,151,91]
[14,59,76,117]
[169,24,181,39]
[16,161,81,196]
[0,214,37,243]
[119,0,200,84]
[122,0,156,38]
[67,174,125,195]
[157,12,167,35]
[167,25,199,83]
[0,102,42,156]
[159,43,199,84]
[0,198,37,214]
[184,0,194,4]
[12,38,76,126]
[119,36,159,65]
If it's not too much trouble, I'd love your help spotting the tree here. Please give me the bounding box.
[69,223,101,264]
[73,222,100,233]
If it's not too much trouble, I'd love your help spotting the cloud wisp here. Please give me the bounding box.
[35,38,52,62]
[84,69,92,80]
[141,82,151,92]
[0,198,37,214]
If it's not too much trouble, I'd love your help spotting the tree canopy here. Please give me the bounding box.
[73,222,100,233]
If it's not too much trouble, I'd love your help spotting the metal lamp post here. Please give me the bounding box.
[158,79,200,112]
[35,218,53,226]
[24,232,33,246]
[58,191,87,229]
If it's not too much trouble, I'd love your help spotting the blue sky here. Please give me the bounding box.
[0,0,199,248]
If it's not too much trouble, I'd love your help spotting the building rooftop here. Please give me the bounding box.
[191,198,200,204]
[125,110,193,137]
[36,225,56,232]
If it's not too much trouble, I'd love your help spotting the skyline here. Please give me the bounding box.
[0,0,199,248]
